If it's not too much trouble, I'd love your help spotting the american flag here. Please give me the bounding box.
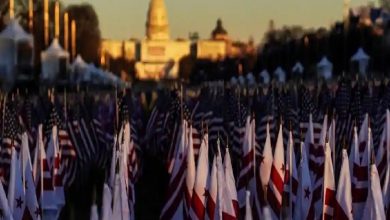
[334,78,353,171]
[165,90,192,173]
[0,101,21,184]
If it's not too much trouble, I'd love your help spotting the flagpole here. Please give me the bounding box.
[252,113,256,196]
[64,88,67,122]
[40,125,44,213]
[115,86,118,133]
[180,80,184,122]
[332,113,335,167]
[1,95,6,140]
[367,115,371,192]
[289,122,293,219]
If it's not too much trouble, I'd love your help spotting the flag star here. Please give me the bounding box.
[203,188,208,197]
[304,187,311,199]
[16,196,23,208]
[259,155,265,164]
[34,207,42,217]
[280,163,285,172]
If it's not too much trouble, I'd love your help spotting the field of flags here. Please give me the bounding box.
[0,89,140,220]
[2,76,390,219]
[146,77,390,219]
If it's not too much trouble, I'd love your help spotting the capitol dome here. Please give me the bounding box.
[146,0,170,40]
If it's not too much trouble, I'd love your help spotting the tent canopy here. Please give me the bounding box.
[317,56,333,80]
[42,38,69,58]
[317,56,333,68]
[246,72,255,85]
[0,19,33,42]
[72,55,87,69]
[274,66,286,83]
[351,47,370,61]
[292,62,304,73]
[259,69,270,84]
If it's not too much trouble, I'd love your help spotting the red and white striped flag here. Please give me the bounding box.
[267,124,284,219]
[362,162,386,219]
[322,142,335,219]
[350,115,369,220]
[207,155,218,220]
[293,142,312,220]
[185,125,196,217]
[237,117,256,212]
[33,125,57,211]
[190,133,209,220]
[224,146,239,218]
[376,110,390,187]
[309,115,327,220]
[284,130,298,219]
[334,149,353,220]
[160,120,189,220]
[46,125,65,209]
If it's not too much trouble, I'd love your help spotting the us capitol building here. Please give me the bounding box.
[100,0,255,80]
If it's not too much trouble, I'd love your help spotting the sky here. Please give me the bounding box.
[64,0,371,43]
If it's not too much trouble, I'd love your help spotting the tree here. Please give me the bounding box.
[0,1,101,66]
[381,0,390,11]
[66,3,101,63]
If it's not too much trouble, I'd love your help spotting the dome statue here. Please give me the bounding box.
[211,18,228,40]
[146,0,170,40]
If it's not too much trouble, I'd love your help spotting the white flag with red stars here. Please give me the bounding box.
[267,124,284,219]
[293,142,312,220]
[10,147,25,220]
[190,134,209,220]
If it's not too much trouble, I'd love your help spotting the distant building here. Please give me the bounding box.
[100,0,256,81]
[134,0,191,80]
[100,39,137,63]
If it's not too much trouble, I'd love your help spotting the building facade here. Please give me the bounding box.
[100,0,255,81]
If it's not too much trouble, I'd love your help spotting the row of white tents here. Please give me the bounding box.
[0,19,372,87]
[41,38,124,86]
[256,50,369,84]
[0,19,125,87]
[232,50,370,86]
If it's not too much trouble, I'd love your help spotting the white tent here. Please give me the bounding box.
[230,76,238,85]
[274,66,286,83]
[41,38,69,82]
[317,56,333,80]
[238,75,245,86]
[0,19,34,85]
[259,69,270,84]
[87,63,105,84]
[246,72,256,86]
[71,55,89,83]
[0,19,32,42]
[292,62,304,74]
[351,47,370,75]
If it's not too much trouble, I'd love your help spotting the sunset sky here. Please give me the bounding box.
[64,0,371,42]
